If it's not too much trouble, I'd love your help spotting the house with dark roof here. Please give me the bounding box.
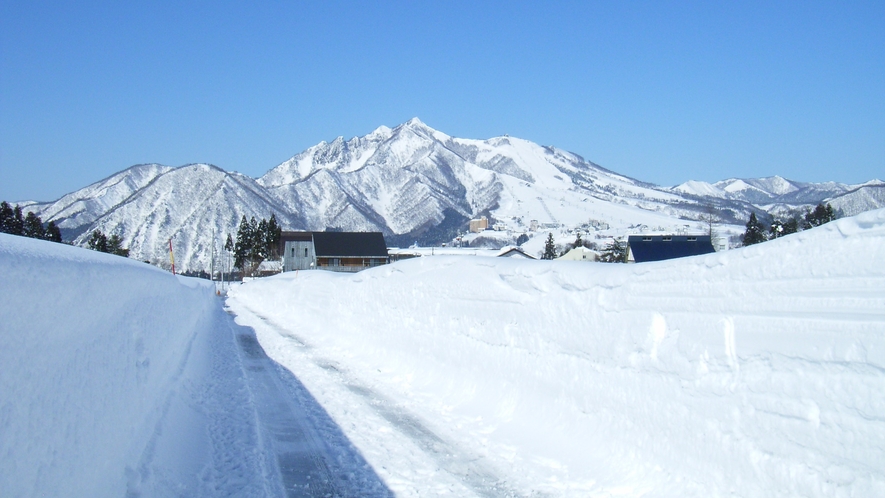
[626,234,715,263]
[281,231,389,272]
[496,247,536,259]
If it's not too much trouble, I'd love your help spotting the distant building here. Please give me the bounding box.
[626,235,715,263]
[281,231,388,272]
[556,246,598,262]
[469,216,489,233]
[496,247,536,259]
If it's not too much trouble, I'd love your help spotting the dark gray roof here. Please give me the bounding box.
[627,235,715,263]
[311,232,388,258]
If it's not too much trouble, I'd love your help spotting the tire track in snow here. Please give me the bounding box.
[245,307,536,498]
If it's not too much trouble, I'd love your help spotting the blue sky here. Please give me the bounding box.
[1,1,883,202]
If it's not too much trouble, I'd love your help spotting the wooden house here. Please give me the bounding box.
[281,231,389,272]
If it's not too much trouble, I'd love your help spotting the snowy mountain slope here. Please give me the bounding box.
[19,119,883,271]
[228,208,885,496]
[826,183,885,216]
[674,175,869,208]
[73,164,302,271]
[22,163,172,239]
[260,118,710,240]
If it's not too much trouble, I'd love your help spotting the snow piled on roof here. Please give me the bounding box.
[229,208,885,496]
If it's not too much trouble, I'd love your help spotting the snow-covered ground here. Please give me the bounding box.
[2,208,884,496]
[228,208,885,496]
[0,234,389,496]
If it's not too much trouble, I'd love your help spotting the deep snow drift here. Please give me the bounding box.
[228,208,885,496]
[0,234,393,496]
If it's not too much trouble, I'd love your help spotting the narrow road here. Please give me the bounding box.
[227,300,531,498]
[126,301,392,497]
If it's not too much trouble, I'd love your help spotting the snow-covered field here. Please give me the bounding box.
[2,208,884,496]
[229,208,885,496]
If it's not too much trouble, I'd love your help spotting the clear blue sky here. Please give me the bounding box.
[1,1,883,202]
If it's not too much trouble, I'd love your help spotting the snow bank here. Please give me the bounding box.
[0,234,218,496]
[230,208,885,496]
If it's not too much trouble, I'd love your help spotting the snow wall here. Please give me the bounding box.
[0,234,218,497]
[230,208,885,496]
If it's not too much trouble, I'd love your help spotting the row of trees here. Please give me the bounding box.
[226,214,282,276]
[743,203,838,246]
[0,201,63,242]
[86,230,130,256]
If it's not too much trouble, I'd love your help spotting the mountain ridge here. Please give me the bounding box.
[19,119,884,271]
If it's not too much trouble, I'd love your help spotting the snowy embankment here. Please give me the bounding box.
[0,235,276,496]
[229,209,885,496]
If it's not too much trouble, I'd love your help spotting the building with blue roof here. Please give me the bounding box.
[626,235,715,263]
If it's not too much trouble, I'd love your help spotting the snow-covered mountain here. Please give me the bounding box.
[671,175,883,209]
[21,164,173,240]
[19,119,884,271]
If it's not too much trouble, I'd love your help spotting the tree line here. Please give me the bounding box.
[0,201,62,242]
[742,203,837,246]
[225,214,282,277]
[540,231,627,262]
[86,230,130,256]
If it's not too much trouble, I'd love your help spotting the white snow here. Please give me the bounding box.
[0,234,390,496]
[228,208,885,496]
[2,208,884,496]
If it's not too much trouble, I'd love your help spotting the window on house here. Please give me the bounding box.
[642,237,652,241]
[304,248,308,257]
[663,236,672,241]
[291,248,295,257]
[687,237,697,241]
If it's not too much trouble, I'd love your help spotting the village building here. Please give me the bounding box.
[556,246,598,262]
[626,234,715,263]
[496,247,536,259]
[469,216,489,233]
[280,231,389,272]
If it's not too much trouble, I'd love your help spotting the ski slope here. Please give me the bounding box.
[228,208,885,496]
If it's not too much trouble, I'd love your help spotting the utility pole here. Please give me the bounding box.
[210,228,216,290]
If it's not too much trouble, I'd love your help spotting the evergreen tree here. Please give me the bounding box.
[573,231,583,249]
[264,213,282,260]
[803,203,837,229]
[541,232,557,260]
[0,201,13,233]
[515,233,529,246]
[87,230,109,252]
[234,215,254,275]
[9,205,24,235]
[107,234,129,257]
[224,233,233,252]
[247,216,263,268]
[599,238,627,263]
[44,221,62,243]
[256,217,269,259]
[22,211,45,239]
[782,218,799,235]
[742,212,767,246]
